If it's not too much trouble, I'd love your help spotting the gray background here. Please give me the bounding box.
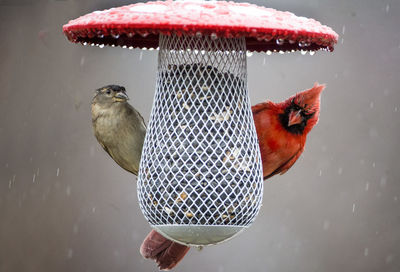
[1,0,399,271]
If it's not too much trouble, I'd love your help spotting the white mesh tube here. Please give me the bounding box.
[137,34,263,246]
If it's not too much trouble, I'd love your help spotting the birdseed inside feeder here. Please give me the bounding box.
[63,0,338,246]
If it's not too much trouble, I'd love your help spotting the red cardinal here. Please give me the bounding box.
[140,83,325,270]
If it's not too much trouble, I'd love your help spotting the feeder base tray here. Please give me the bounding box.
[153,225,246,246]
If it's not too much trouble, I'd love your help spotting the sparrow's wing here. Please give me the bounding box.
[98,141,111,157]
[137,110,147,129]
[127,103,147,130]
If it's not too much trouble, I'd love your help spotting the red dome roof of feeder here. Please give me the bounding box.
[63,0,338,52]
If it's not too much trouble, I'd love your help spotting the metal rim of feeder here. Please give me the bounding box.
[62,0,338,246]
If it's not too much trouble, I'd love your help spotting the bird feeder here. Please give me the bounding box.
[63,0,337,246]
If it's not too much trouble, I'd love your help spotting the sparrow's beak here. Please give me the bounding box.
[288,109,302,127]
[113,91,129,102]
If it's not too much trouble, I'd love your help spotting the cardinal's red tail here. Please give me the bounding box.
[140,230,190,270]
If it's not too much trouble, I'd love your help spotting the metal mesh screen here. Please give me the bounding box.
[137,34,263,229]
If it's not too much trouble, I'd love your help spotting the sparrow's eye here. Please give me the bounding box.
[106,90,111,95]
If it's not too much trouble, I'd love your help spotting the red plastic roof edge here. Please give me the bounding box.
[63,1,338,52]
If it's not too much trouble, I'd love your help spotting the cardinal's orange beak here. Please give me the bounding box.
[288,109,302,127]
